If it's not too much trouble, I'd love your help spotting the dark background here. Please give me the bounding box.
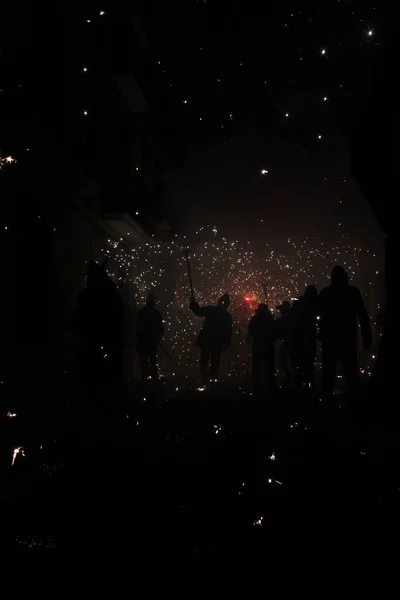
[1,1,385,242]
[133,0,383,242]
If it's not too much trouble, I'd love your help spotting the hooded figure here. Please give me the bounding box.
[290,285,319,390]
[248,304,277,395]
[318,265,372,402]
[136,292,164,382]
[73,258,125,384]
[189,293,233,384]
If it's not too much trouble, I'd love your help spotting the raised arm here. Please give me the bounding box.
[189,299,210,317]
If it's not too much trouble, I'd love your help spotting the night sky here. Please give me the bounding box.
[0,1,386,244]
[135,0,384,241]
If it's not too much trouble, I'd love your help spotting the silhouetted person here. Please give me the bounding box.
[319,266,372,402]
[136,292,164,382]
[290,285,319,390]
[73,258,125,384]
[276,300,292,384]
[189,293,232,385]
[248,303,277,395]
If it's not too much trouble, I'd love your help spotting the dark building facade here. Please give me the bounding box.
[0,3,177,387]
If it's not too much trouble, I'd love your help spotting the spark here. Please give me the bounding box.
[7,412,17,418]
[261,169,269,175]
[12,447,25,465]
[0,155,17,168]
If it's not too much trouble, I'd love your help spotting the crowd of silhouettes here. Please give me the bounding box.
[245,265,372,401]
[73,260,372,403]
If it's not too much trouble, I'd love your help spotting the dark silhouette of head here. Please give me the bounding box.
[218,293,230,309]
[146,291,156,307]
[331,265,349,286]
[303,285,318,302]
[256,303,270,315]
[277,300,291,316]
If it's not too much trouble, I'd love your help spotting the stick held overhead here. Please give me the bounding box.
[182,247,195,299]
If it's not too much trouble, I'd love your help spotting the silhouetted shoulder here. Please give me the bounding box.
[348,284,361,295]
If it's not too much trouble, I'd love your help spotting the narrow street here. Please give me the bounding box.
[2,380,398,556]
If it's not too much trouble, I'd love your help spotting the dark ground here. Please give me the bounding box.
[1,376,399,559]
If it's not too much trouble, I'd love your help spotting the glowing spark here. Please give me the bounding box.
[0,155,17,168]
[321,48,326,55]
[253,516,264,527]
[268,452,276,461]
[261,169,269,175]
[12,446,25,465]
[7,412,17,418]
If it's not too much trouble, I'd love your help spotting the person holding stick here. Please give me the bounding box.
[189,293,233,386]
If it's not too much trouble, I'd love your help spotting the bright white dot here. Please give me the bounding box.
[99,10,105,16]
[83,110,88,115]
[183,99,188,104]
[86,19,91,23]
[323,96,328,101]
[321,48,326,55]
[367,30,373,36]
[285,112,289,117]
[199,117,203,120]
[261,169,269,175]
[82,67,88,72]
[317,134,322,139]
